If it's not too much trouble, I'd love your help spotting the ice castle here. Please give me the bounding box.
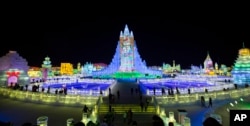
[92,24,162,78]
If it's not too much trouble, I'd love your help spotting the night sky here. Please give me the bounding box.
[1,11,249,69]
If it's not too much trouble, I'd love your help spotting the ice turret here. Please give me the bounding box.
[120,31,123,37]
[124,24,130,36]
[130,31,134,37]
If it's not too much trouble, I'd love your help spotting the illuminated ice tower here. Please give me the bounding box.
[41,56,52,81]
[231,43,250,85]
[119,25,134,72]
[203,51,214,73]
[92,24,162,77]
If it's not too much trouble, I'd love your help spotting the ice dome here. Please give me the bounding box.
[239,48,250,56]
[0,50,29,72]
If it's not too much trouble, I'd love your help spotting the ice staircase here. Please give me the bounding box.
[98,104,156,114]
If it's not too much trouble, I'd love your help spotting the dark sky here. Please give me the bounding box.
[1,9,249,69]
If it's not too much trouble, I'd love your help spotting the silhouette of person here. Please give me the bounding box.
[144,101,148,112]
[208,97,212,107]
[135,88,138,94]
[201,96,206,107]
[109,88,111,94]
[140,101,144,112]
[25,84,28,91]
[109,104,112,112]
[117,90,120,100]
[100,90,103,96]
[83,105,88,113]
[153,87,156,95]
[139,93,142,101]
[161,88,165,95]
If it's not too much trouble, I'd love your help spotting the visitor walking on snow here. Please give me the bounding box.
[117,90,120,100]
[131,88,133,95]
[208,97,213,107]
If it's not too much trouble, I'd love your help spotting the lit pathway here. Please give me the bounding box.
[108,81,151,104]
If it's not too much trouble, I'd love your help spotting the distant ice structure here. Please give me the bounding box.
[0,51,29,86]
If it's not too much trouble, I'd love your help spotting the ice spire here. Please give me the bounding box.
[120,31,123,37]
[207,51,210,57]
[206,51,211,60]
[124,24,130,36]
[130,31,134,37]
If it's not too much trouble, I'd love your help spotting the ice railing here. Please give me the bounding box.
[140,77,235,96]
[155,86,250,105]
[0,87,99,106]
[30,78,116,96]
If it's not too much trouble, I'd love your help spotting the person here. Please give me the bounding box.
[153,87,156,95]
[144,101,148,112]
[127,108,133,125]
[117,90,120,100]
[161,88,165,95]
[109,88,111,94]
[140,101,144,112]
[25,84,28,91]
[55,89,58,94]
[109,105,112,112]
[145,98,149,106]
[100,90,103,96]
[201,96,205,107]
[83,105,88,113]
[109,93,112,103]
[208,97,212,107]
[139,93,142,101]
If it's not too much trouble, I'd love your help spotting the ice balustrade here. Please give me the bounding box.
[140,76,235,96]
[0,87,99,106]
[44,76,115,84]
[140,75,232,83]
[150,87,250,125]
[154,86,250,105]
[28,79,116,96]
[145,83,235,96]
